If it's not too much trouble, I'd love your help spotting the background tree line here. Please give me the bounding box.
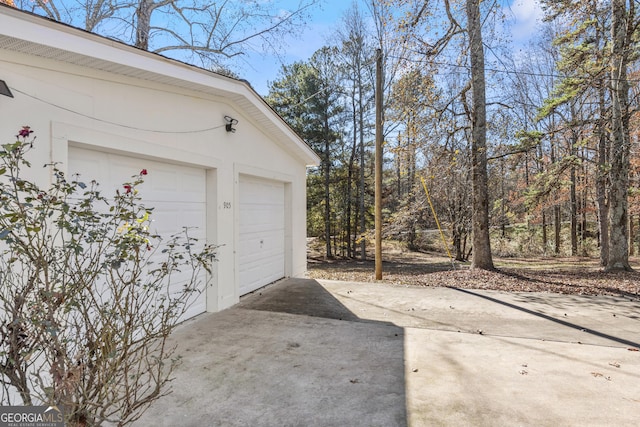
[8,0,640,271]
[266,0,640,272]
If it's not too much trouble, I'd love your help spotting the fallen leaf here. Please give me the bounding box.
[307,250,640,300]
[590,372,611,381]
[628,348,639,352]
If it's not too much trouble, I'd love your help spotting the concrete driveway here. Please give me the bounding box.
[135,278,640,427]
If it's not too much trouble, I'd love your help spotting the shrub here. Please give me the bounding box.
[0,127,216,425]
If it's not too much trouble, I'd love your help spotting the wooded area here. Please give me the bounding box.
[266,0,640,272]
[7,0,640,271]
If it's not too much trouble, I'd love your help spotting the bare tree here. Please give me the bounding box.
[607,0,636,271]
[384,0,495,269]
[17,0,320,69]
[336,3,375,259]
[466,0,494,269]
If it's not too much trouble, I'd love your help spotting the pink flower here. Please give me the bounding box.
[140,169,148,176]
[123,184,132,194]
[17,126,33,138]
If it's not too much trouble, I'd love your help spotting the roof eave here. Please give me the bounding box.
[0,5,320,167]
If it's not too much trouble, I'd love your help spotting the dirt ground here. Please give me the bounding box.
[306,240,640,300]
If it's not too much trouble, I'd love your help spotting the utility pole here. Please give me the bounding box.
[375,48,383,280]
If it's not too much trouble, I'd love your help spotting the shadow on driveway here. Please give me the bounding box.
[238,277,360,321]
[449,287,640,349]
[136,278,407,427]
[136,278,640,427]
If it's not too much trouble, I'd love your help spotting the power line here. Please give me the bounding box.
[10,87,227,134]
[387,54,640,84]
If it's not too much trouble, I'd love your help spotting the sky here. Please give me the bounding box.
[240,0,545,96]
[239,0,356,95]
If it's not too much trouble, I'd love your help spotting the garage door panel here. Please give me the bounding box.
[240,242,283,264]
[238,175,285,295]
[240,230,284,251]
[151,169,179,194]
[79,155,206,204]
[149,202,206,236]
[69,149,109,185]
[180,169,207,194]
[111,159,141,181]
[240,180,282,202]
[146,167,205,203]
[238,219,284,234]
[69,146,208,320]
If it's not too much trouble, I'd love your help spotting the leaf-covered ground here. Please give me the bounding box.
[307,241,640,301]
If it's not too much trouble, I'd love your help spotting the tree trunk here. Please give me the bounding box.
[324,114,332,258]
[135,0,154,50]
[466,0,493,270]
[555,205,561,254]
[357,56,366,260]
[570,155,578,256]
[581,155,588,256]
[346,89,357,258]
[395,139,402,201]
[542,210,547,252]
[592,5,611,267]
[568,104,578,256]
[630,214,635,256]
[500,159,506,238]
[606,0,633,271]
[597,84,610,266]
[453,232,463,261]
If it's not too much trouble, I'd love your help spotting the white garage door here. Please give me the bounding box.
[68,146,208,320]
[238,175,285,295]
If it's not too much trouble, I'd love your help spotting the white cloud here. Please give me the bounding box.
[508,0,544,43]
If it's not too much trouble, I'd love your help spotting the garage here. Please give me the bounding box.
[238,175,285,295]
[1,6,320,313]
[68,146,208,320]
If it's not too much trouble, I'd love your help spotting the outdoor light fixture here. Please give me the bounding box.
[0,80,13,98]
[224,115,238,133]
